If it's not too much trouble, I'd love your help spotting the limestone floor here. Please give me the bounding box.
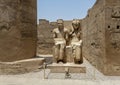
[0,57,120,85]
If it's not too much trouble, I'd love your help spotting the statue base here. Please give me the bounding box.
[47,63,86,73]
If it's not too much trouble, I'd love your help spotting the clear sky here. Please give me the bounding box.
[37,0,96,22]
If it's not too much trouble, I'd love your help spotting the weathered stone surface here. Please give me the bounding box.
[39,19,49,25]
[82,0,120,75]
[0,58,44,75]
[0,0,37,62]
[37,55,53,64]
[105,3,120,75]
[37,19,55,55]
[48,63,86,73]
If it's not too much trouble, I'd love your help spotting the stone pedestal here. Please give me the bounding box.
[47,63,86,73]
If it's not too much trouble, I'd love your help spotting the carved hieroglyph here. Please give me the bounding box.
[0,0,37,62]
[112,6,120,18]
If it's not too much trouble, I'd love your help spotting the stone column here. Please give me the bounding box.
[0,0,37,62]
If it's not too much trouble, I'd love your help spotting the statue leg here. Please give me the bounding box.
[59,44,65,62]
[66,46,73,63]
[74,45,83,64]
[53,45,60,63]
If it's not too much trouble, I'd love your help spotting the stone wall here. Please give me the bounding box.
[0,0,37,62]
[39,19,49,25]
[82,0,120,75]
[37,19,55,55]
[104,0,120,75]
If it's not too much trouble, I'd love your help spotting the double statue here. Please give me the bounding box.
[53,19,83,64]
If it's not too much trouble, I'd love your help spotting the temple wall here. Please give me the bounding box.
[0,0,37,62]
[82,0,120,75]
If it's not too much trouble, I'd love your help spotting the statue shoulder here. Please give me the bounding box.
[53,28,58,33]
[64,28,69,32]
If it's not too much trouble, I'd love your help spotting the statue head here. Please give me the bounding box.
[72,19,80,30]
[57,19,64,29]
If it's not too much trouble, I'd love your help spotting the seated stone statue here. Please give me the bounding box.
[53,19,69,63]
[69,19,83,64]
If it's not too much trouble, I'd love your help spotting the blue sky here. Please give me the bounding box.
[37,0,96,22]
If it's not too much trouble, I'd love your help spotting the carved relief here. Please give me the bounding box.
[112,7,120,18]
[21,31,34,38]
[110,33,120,51]
[113,65,120,72]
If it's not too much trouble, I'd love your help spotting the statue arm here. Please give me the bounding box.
[53,30,57,38]
[76,32,81,40]
[66,32,69,40]
[65,29,70,42]
[68,28,74,39]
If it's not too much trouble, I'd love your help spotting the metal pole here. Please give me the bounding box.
[43,62,46,79]
[94,64,96,80]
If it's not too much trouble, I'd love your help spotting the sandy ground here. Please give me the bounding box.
[0,57,120,85]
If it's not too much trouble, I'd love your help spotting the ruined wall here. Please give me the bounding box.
[82,0,120,75]
[39,19,49,25]
[64,20,72,29]
[50,20,72,29]
[37,19,55,55]
[0,0,37,62]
